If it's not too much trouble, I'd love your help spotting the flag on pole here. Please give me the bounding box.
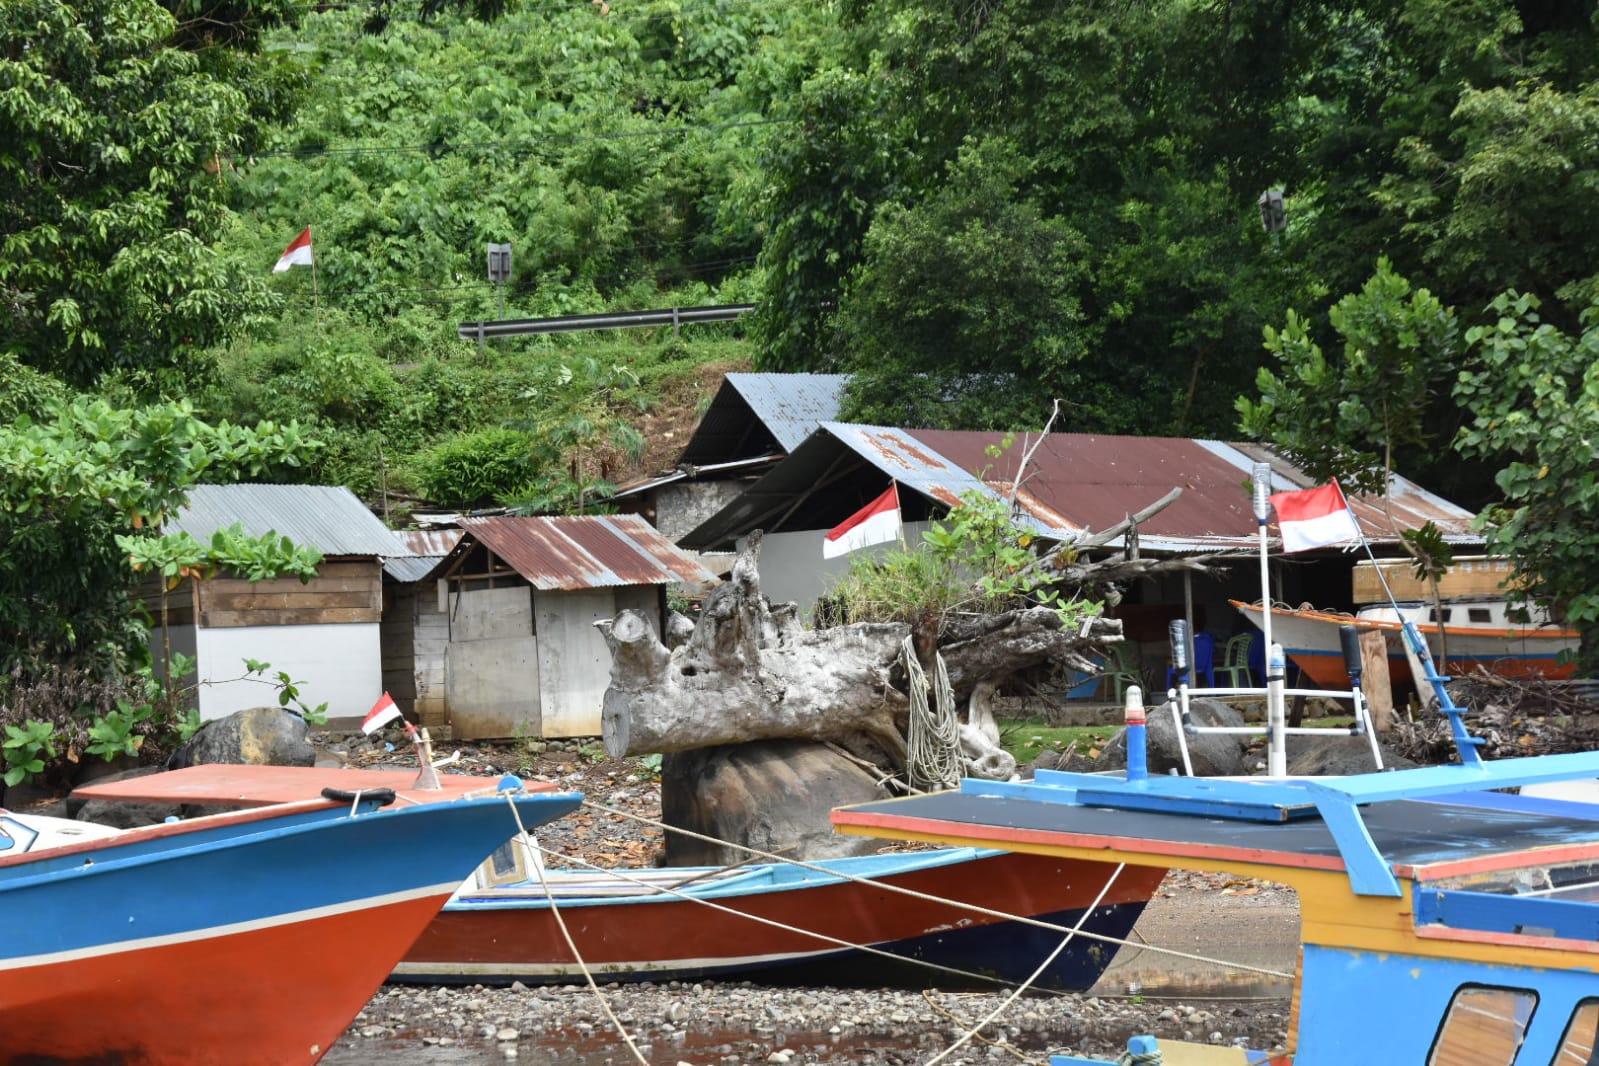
[273,227,313,272]
[362,691,404,734]
[823,484,902,559]
[1269,481,1361,553]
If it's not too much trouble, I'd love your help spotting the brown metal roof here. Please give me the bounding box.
[679,423,1481,553]
[455,514,716,590]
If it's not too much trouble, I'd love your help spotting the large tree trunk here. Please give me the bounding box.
[599,534,1128,770]
[599,533,911,763]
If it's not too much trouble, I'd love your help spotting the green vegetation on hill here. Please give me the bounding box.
[3,0,1598,785]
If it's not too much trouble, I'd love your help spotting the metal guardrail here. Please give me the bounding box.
[458,304,754,345]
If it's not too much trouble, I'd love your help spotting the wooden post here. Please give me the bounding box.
[1358,630,1394,732]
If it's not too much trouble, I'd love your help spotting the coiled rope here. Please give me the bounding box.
[904,636,962,792]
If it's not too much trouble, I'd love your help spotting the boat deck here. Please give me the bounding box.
[70,764,550,808]
[834,752,1599,898]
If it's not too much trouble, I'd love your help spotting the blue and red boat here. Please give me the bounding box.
[1,765,580,1066]
[833,620,1599,1064]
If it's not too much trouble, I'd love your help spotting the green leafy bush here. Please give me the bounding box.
[410,426,539,508]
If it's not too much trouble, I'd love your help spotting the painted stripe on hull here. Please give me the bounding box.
[0,891,450,1066]
[0,880,458,972]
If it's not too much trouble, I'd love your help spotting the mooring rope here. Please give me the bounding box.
[581,798,1293,980]
[521,837,1098,993]
[922,863,1128,1066]
[501,793,649,1065]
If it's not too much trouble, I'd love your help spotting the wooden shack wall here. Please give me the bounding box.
[381,580,451,729]
[195,560,382,627]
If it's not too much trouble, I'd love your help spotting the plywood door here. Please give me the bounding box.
[445,586,539,740]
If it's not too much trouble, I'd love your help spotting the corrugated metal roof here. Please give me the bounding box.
[455,514,716,590]
[679,424,1481,554]
[677,373,848,464]
[169,484,406,558]
[383,529,463,582]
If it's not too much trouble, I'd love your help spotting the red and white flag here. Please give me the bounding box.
[1269,481,1361,553]
[823,484,902,559]
[273,227,313,272]
[362,691,404,734]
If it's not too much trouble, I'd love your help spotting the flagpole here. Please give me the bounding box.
[1251,463,1285,776]
[309,225,321,314]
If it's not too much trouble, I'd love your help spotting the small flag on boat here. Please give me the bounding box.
[823,484,902,559]
[1269,481,1361,553]
[362,691,404,734]
[272,227,313,272]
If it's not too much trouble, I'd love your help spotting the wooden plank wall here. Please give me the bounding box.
[196,560,382,628]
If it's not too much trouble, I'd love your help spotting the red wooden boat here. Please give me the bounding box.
[395,845,1165,990]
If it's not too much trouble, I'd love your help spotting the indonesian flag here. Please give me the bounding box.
[823,484,902,559]
[1269,481,1361,553]
[273,227,313,272]
[362,691,404,734]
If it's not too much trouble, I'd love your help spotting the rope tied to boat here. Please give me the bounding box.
[500,791,649,1066]
[1119,1047,1163,1065]
[583,797,1295,981]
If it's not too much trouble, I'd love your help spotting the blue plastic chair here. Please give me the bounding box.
[1167,631,1214,688]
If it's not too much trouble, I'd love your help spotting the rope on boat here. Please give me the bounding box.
[922,863,1127,1066]
[582,798,1295,981]
[501,793,649,1066]
[526,838,1088,993]
[904,637,962,793]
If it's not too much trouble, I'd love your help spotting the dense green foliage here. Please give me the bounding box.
[1456,294,1599,635]
[0,0,301,389]
[3,0,1599,744]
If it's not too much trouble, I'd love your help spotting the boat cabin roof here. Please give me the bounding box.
[833,751,1599,898]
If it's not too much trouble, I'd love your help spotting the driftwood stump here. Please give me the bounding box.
[599,533,912,764]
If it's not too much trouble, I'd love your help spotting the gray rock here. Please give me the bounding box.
[66,766,178,827]
[1286,731,1416,776]
[166,706,315,769]
[1096,698,1251,777]
[660,739,887,866]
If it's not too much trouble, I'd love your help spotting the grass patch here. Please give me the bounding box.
[998,718,1120,764]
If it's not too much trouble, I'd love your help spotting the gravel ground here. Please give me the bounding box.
[317,735,1298,1065]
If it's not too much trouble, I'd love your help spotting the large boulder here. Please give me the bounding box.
[1096,698,1252,777]
[66,767,179,828]
[166,706,315,770]
[1286,732,1417,776]
[660,739,890,866]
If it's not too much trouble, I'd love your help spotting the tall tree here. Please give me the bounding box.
[1455,292,1599,657]
[0,0,301,391]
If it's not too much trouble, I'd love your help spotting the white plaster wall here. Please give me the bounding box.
[740,522,932,621]
[194,623,381,722]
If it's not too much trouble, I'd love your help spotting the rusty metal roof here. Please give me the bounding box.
[169,484,405,558]
[454,514,716,590]
[678,424,1481,554]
